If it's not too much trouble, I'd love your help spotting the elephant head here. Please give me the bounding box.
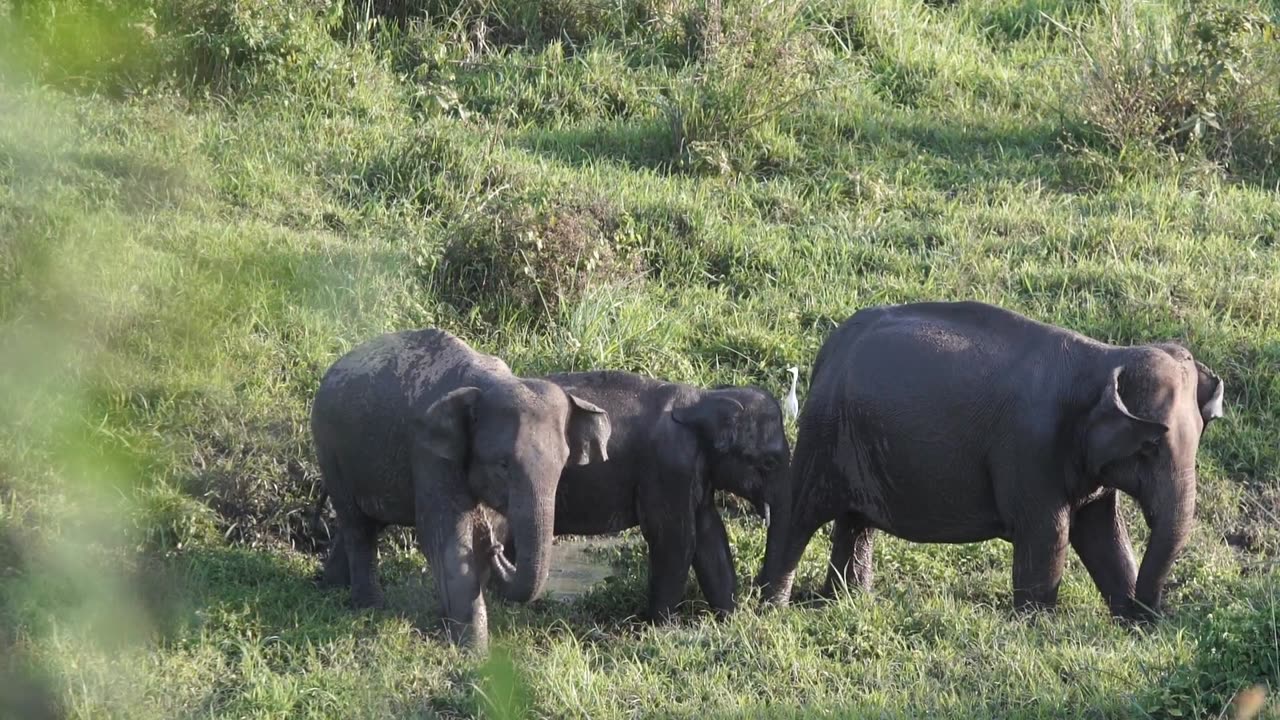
[1080,344,1224,620]
[419,379,611,603]
[672,387,792,557]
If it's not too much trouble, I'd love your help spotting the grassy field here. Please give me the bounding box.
[2,0,1280,717]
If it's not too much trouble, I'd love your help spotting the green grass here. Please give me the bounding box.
[2,0,1279,717]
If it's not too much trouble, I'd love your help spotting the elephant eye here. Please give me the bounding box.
[1140,439,1161,457]
[760,456,778,472]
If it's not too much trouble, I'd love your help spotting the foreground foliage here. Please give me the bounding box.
[1,0,1278,717]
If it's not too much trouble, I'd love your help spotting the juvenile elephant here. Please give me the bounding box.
[311,329,611,649]
[494,371,790,620]
[757,301,1224,621]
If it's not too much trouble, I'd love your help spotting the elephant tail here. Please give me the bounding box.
[310,488,332,546]
[312,489,330,519]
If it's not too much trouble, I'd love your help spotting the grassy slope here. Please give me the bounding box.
[1,0,1279,717]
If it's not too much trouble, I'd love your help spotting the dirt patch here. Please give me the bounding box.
[185,421,330,554]
[1225,485,1280,560]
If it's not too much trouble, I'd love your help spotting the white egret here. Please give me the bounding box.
[784,365,799,420]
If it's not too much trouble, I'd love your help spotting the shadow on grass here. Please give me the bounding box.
[695,698,1135,720]
[162,545,367,647]
[518,120,677,174]
[161,536,664,652]
[835,112,1099,195]
[517,105,1113,202]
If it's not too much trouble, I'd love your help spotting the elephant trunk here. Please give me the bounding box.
[1133,468,1196,620]
[755,466,795,605]
[490,487,554,604]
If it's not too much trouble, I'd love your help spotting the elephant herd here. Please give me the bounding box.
[310,300,1225,650]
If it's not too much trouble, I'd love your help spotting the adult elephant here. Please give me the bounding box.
[493,371,790,621]
[757,301,1224,621]
[311,329,611,650]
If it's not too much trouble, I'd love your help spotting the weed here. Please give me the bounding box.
[1066,0,1280,180]
[434,194,645,325]
[665,1,829,174]
[2,0,1280,717]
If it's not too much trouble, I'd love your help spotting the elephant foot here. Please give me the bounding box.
[350,586,386,610]
[1011,597,1061,623]
[709,602,737,621]
[752,578,794,608]
[788,587,836,607]
[1117,599,1161,626]
[319,561,350,590]
[315,536,350,589]
[821,571,873,600]
[443,621,489,654]
[647,606,681,625]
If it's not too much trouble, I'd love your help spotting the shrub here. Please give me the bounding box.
[433,195,644,325]
[1143,577,1280,717]
[1068,0,1280,178]
[157,0,345,88]
[1,0,354,93]
[2,0,162,94]
[355,0,694,54]
[664,1,828,174]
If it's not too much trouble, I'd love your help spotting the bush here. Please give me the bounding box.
[1069,0,1280,178]
[433,195,644,325]
[157,0,345,88]
[664,1,828,174]
[1143,577,1280,717]
[354,0,694,54]
[2,0,163,94]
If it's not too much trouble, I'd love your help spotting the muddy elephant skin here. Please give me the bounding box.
[311,328,611,650]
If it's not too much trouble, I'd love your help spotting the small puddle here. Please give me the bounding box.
[543,536,627,601]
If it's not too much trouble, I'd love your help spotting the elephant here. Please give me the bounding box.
[492,371,790,621]
[756,301,1224,622]
[310,328,611,650]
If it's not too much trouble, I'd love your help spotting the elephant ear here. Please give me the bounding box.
[672,394,745,454]
[416,387,482,462]
[566,394,611,466]
[1193,359,1225,426]
[1084,367,1169,477]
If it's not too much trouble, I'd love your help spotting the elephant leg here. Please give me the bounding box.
[692,507,736,617]
[320,531,350,588]
[420,509,490,651]
[342,511,385,609]
[821,514,875,597]
[315,452,352,590]
[1070,492,1138,617]
[1011,510,1069,612]
[642,515,697,622]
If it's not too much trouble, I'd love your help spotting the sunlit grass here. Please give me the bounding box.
[1,0,1278,717]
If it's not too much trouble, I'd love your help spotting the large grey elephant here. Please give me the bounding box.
[493,371,790,620]
[311,329,611,649]
[757,301,1224,621]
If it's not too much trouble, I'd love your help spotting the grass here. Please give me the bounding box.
[1,0,1279,717]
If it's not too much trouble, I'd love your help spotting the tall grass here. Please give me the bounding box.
[1,0,1279,717]
[1064,0,1280,181]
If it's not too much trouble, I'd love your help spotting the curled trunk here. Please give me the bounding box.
[490,491,554,603]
